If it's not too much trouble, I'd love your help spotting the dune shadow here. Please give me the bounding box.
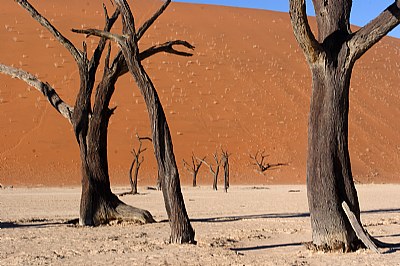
[231,242,303,252]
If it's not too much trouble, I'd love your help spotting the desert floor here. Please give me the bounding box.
[1,184,400,265]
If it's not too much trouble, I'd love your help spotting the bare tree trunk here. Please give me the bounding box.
[306,63,360,250]
[290,0,400,251]
[79,65,154,225]
[130,65,194,243]
[222,150,230,193]
[213,165,219,191]
[131,162,139,194]
[128,160,137,194]
[73,0,196,244]
[107,0,195,244]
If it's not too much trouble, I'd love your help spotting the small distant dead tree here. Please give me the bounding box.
[221,149,231,193]
[250,150,286,173]
[200,152,221,191]
[183,153,205,187]
[120,134,151,196]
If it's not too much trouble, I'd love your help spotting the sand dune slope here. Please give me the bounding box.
[0,0,399,186]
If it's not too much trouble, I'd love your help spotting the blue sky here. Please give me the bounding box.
[173,0,400,38]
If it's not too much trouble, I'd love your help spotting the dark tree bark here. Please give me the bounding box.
[156,173,162,191]
[3,0,154,226]
[221,150,230,193]
[183,154,205,187]
[290,0,400,251]
[73,0,196,243]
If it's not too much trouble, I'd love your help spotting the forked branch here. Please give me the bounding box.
[349,1,400,61]
[183,153,205,187]
[71,28,124,45]
[140,40,195,59]
[0,64,73,122]
[200,152,221,191]
[289,0,321,63]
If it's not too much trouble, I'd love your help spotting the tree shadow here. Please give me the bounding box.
[189,207,400,224]
[117,191,149,197]
[361,208,400,214]
[191,212,310,223]
[0,220,67,229]
[231,242,303,252]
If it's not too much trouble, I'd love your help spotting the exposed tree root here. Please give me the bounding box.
[66,201,155,226]
[114,201,155,224]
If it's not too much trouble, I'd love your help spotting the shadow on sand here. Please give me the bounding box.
[0,219,73,229]
[191,212,309,223]
[189,207,400,224]
[231,242,303,253]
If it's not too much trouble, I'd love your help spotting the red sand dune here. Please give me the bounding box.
[0,0,399,186]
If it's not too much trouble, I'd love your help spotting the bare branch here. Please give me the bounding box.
[0,63,73,122]
[289,0,321,63]
[250,150,288,173]
[16,0,82,63]
[115,0,137,36]
[140,40,195,60]
[182,159,191,172]
[136,0,171,40]
[89,7,120,71]
[71,28,124,44]
[349,2,400,61]
[136,133,152,143]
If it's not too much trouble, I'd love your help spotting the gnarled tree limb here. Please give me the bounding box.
[140,40,195,59]
[71,28,124,45]
[349,1,400,61]
[289,0,321,63]
[89,5,120,72]
[0,64,73,122]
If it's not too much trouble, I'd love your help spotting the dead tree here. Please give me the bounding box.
[0,0,154,225]
[250,150,286,173]
[183,153,205,187]
[221,149,231,193]
[200,152,221,191]
[290,0,400,251]
[120,134,151,196]
[74,0,196,243]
